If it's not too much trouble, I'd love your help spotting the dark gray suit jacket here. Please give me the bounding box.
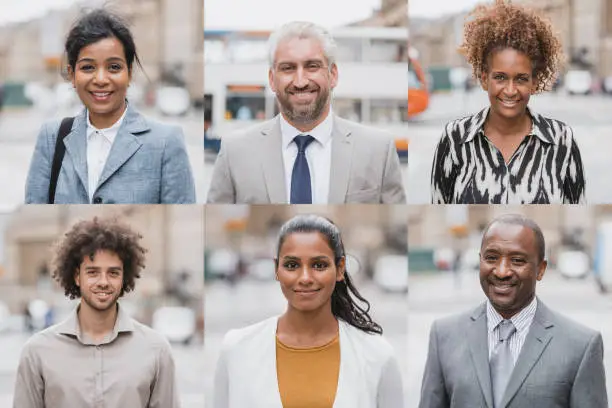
[419,300,607,408]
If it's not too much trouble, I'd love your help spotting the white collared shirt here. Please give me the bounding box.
[486,296,538,364]
[86,108,127,202]
[280,110,333,204]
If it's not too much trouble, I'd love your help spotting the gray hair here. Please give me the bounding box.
[268,21,338,68]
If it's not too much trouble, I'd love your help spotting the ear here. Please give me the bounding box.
[330,63,338,89]
[74,268,81,287]
[480,71,488,91]
[268,68,276,93]
[67,65,76,87]
[536,259,547,281]
[336,257,346,282]
[274,258,279,281]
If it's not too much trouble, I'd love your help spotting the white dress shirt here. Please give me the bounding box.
[486,296,538,364]
[86,108,127,202]
[280,110,333,204]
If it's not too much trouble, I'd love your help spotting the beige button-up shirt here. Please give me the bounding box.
[13,303,180,408]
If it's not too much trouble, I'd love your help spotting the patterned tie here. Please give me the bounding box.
[290,135,315,204]
[490,319,517,408]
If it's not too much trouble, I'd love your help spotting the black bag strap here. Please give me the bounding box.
[48,117,75,204]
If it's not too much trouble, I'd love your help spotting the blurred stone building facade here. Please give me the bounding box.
[0,205,203,312]
[0,0,203,101]
[410,0,612,78]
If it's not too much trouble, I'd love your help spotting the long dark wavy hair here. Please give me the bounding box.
[275,214,383,335]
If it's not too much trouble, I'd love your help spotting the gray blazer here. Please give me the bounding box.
[206,115,406,204]
[419,300,607,408]
[25,105,196,204]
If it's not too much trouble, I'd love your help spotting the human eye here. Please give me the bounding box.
[108,63,123,72]
[312,260,329,270]
[306,62,322,71]
[511,257,526,265]
[493,74,505,81]
[86,269,99,276]
[80,64,95,72]
[283,260,299,270]
[483,253,498,262]
[278,64,295,73]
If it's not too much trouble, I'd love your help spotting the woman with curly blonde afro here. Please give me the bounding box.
[431,0,585,204]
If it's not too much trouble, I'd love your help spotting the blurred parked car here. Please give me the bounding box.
[565,70,592,95]
[0,301,10,333]
[157,86,190,116]
[373,254,408,293]
[152,306,196,345]
[557,250,589,279]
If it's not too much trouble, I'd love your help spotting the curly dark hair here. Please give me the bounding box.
[51,217,147,300]
[276,214,383,335]
[458,0,564,93]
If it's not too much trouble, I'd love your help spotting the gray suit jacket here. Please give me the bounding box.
[206,115,406,203]
[419,300,607,408]
[25,105,196,204]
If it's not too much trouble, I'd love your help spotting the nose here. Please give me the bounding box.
[96,271,110,286]
[292,66,309,89]
[297,265,314,285]
[504,80,517,96]
[93,67,110,86]
[493,257,513,278]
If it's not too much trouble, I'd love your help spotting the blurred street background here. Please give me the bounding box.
[407,205,612,407]
[0,0,205,207]
[203,205,408,407]
[0,205,205,408]
[407,0,612,203]
[203,0,409,201]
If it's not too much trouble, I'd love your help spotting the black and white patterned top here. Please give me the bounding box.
[431,107,585,204]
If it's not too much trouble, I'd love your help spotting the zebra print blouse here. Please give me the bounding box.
[431,107,585,204]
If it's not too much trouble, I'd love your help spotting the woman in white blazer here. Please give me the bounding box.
[213,214,404,408]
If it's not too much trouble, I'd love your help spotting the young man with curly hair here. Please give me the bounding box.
[13,217,180,408]
[431,0,585,204]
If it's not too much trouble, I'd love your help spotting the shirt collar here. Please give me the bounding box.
[57,302,135,345]
[86,104,128,143]
[280,108,334,149]
[486,296,538,336]
[461,106,554,145]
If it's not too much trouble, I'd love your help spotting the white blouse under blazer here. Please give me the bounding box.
[213,316,404,408]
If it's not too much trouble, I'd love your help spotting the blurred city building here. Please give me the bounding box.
[204,0,409,155]
[205,205,408,288]
[410,0,612,90]
[351,0,408,27]
[0,205,204,322]
[0,0,203,107]
[408,205,612,291]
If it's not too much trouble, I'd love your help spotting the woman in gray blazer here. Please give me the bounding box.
[213,215,404,408]
[25,9,195,204]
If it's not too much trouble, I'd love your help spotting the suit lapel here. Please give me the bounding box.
[63,110,89,196]
[328,116,353,203]
[260,118,287,203]
[467,304,494,408]
[95,106,148,191]
[501,301,554,407]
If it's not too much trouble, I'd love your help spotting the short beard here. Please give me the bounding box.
[277,87,330,125]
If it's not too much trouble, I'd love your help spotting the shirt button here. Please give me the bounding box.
[93,196,103,204]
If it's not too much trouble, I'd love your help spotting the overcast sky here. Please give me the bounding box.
[410,0,492,19]
[205,0,381,30]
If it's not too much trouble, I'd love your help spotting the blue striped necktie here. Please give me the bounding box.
[290,135,315,204]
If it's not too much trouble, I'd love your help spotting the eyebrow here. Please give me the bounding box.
[77,57,126,64]
[277,58,325,66]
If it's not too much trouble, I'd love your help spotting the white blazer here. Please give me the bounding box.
[213,316,404,408]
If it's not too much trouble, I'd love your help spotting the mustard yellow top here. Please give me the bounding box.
[276,333,341,408]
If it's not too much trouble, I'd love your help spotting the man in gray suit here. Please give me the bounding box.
[206,21,406,204]
[419,214,607,408]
